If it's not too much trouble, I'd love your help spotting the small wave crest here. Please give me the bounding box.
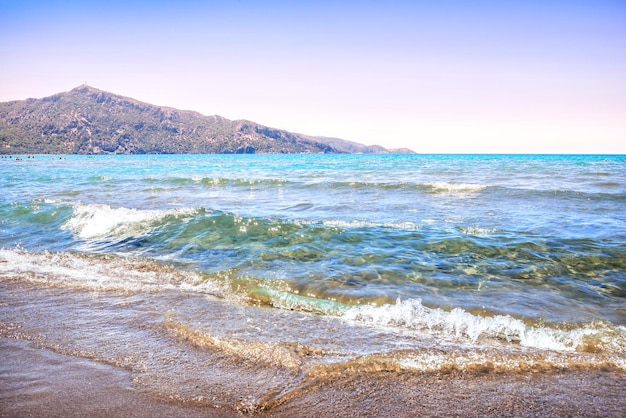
[458,226,498,235]
[322,220,420,230]
[0,249,224,295]
[342,298,626,355]
[243,288,626,359]
[425,182,488,195]
[157,176,290,187]
[61,203,199,240]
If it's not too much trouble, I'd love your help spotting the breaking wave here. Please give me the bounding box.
[61,203,200,240]
[0,248,223,295]
[342,298,626,354]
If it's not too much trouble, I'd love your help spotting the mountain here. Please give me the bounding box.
[310,136,415,154]
[0,85,413,155]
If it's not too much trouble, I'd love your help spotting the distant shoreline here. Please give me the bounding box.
[2,153,625,157]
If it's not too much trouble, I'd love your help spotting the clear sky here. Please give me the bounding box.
[1,0,625,153]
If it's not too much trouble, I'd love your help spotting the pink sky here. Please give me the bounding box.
[1,1,625,153]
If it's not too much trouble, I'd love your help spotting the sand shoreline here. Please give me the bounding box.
[2,337,625,417]
[0,338,235,417]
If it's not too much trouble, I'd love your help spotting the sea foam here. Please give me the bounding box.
[425,182,488,195]
[0,248,223,295]
[322,219,420,230]
[61,203,198,239]
[342,298,621,353]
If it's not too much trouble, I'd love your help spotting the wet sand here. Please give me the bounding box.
[0,338,236,417]
[2,337,625,417]
[267,365,626,417]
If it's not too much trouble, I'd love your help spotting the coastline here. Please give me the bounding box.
[2,337,625,417]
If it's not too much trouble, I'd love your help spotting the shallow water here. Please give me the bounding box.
[1,154,625,412]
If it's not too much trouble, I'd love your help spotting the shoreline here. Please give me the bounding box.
[0,338,236,417]
[2,337,625,417]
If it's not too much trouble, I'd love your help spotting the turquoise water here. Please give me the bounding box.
[1,154,626,372]
[2,154,625,323]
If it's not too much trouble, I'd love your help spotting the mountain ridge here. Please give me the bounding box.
[0,85,414,155]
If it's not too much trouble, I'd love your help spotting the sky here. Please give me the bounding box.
[1,0,625,153]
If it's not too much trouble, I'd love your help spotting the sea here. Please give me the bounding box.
[1,153,625,413]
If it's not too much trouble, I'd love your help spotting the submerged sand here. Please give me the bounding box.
[2,337,624,417]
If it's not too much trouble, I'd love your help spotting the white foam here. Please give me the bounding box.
[425,182,487,195]
[61,203,198,239]
[322,220,420,230]
[43,198,72,205]
[342,298,618,352]
[322,220,378,229]
[459,226,498,235]
[383,221,421,230]
[0,249,223,296]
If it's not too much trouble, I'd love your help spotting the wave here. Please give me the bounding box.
[165,287,626,375]
[260,288,626,356]
[322,219,420,230]
[1,200,71,225]
[2,248,625,365]
[61,203,200,240]
[299,180,490,195]
[423,182,488,194]
[147,176,291,187]
[138,176,494,198]
[87,175,112,182]
[0,201,75,250]
[162,315,626,380]
[10,201,623,322]
[0,248,224,295]
[139,175,624,203]
[297,178,624,200]
[56,201,428,260]
[458,226,498,235]
[342,298,626,355]
[492,184,626,202]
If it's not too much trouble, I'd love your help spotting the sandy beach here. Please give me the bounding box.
[0,338,234,417]
[2,337,625,417]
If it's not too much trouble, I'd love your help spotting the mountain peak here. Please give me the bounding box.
[71,84,102,94]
